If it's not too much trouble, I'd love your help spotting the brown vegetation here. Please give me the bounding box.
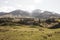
[0,17,60,29]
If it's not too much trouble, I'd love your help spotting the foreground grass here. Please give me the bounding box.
[0,25,60,40]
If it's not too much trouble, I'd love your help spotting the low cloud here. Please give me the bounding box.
[0,6,16,12]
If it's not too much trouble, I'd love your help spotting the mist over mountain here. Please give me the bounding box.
[10,10,30,17]
[32,9,60,19]
[0,9,60,18]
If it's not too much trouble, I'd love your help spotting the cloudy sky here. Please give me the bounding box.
[0,0,60,13]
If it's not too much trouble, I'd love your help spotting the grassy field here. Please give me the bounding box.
[0,25,60,40]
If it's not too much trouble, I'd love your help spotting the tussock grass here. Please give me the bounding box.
[0,25,60,40]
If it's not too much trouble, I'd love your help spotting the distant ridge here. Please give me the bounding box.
[0,9,60,18]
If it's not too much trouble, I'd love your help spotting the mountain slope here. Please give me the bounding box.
[0,9,60,18]
[32,9,60,19]
[0,10,31,18]
[10,10,30,17]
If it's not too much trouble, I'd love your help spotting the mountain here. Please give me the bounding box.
[10,10,30,17]
[0,9,60,18]
[0,10,31,18]
[32,9,60,19]
[0,12,7,16]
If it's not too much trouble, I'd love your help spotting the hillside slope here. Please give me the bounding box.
[0,25,60,40]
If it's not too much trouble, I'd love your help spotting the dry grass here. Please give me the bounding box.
[0,25,60,40]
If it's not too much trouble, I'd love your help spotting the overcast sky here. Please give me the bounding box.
[0,0,60,13]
